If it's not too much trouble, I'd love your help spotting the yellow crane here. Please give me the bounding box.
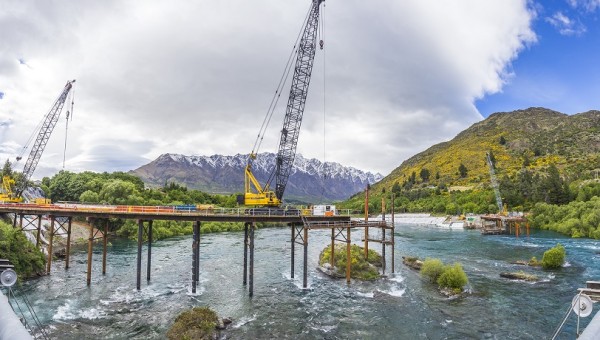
[240,0,325,207]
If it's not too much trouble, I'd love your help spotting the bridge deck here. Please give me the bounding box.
[0,203,351,223]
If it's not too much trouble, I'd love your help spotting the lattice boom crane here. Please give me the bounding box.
[242,0,325,207]
[1,79,76,202]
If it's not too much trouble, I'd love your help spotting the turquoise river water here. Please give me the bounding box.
[12,223,600,339]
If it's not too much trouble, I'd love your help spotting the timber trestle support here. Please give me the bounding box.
[13,214,75,274]
[4,204,397,299]
[291,216,395,288]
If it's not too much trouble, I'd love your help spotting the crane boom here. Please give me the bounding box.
[242,0,324,207]
[15,80,76,197]
[274,0,324,201]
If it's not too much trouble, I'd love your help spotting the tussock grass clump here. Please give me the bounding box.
[167,307,219,340]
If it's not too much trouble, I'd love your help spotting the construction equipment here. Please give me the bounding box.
[0,80,76,203]
[241,0,325,207]
[485,152,506,215]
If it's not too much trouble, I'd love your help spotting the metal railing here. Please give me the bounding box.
[0,202,352,218]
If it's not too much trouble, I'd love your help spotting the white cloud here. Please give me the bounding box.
[0,0,536,178]
[545,11,587,36]
[567,0,600,11]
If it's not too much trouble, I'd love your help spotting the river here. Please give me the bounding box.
[14,223,600,339]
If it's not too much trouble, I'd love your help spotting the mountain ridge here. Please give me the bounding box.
[374,107,600,195]
[131,152,383,203]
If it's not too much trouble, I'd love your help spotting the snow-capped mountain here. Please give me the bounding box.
[131,153,383,202]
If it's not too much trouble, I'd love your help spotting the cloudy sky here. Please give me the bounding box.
[1,0,599,180]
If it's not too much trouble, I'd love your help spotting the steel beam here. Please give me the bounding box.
[87,219,94,286]
[346,227,351,284]
[290,224,295,279]
[147,220,153,281]
[36,215,42,248]
[249,222,255,297]
[192,221,199,293]
[47,216,55,274]
[330,227,335,268]
[136,220,143,290]
[303,225,308,289]
[243,222,249,285]
[65,217,72,269]
[102,220,108,275]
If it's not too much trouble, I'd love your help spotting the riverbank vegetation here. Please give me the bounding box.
[0,220,46,278]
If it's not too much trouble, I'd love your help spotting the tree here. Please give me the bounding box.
[522,154,531,167]
[542,244,565,269]
[421,258,445,283]
[99,179,138,204]
[80,190,100,203]
[458,163,468,178]
[420,168,430,182]
[437,263,468,291]
[2,159,13,178]
[391,181,401,194]
[499,135,507,145]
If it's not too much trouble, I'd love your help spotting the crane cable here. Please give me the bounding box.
[318,2,327,204]
[62,88,75,169]
[250,3,313,163]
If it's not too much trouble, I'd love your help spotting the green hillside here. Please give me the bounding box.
[341,107,600,214]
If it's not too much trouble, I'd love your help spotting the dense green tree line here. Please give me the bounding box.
[41,170,239,207]
[39,171,249,241]
[341,187,498,216]
[530,196,600,238]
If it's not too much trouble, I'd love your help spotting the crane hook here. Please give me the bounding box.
[319,40,324,50]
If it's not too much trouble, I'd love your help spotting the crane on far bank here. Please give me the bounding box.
[0,79,76,203]
[485,151,506,215]
[240,0,325,207]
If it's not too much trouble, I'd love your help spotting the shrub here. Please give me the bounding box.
[437,263,468,292]
[167,307,218,340]
[421,258,445,283]
[542,243,566,269]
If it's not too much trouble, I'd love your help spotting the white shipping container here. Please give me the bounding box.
[312,205,336,216]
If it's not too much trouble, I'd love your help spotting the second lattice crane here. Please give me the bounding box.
[0,79,76,203]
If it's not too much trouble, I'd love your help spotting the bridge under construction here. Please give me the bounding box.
[0,202,395,297]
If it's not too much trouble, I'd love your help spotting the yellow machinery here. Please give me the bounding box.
[243,153,281,207]
[0,175,22,203]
